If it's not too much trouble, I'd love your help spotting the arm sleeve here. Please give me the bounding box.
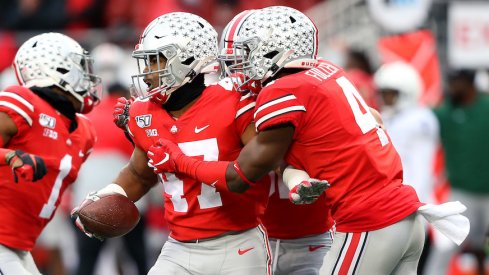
[254,87,306,132]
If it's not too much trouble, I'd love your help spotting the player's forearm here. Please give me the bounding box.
[115,164,157,202]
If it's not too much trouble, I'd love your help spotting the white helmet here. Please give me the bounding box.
[218,9,262,93]
[225,6,319,90]
[13,32,101,113]
[131,12,218,104]
[374,61,423,114]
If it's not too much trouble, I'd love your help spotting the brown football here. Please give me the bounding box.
[77,193,140,238]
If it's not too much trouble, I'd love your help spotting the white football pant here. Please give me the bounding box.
[0,244,42,275]
[320,213,425,275]
[148,225,272,275]
[270,230,333,275]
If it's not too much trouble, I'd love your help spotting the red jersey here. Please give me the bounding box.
[254,61,422,233]
[128,81,270,241]
[263,173,332,239]
[0,86,96,250]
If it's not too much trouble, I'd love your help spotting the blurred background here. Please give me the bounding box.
[1,0,488,274]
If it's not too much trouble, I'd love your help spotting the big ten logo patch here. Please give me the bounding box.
[145,129,158,137]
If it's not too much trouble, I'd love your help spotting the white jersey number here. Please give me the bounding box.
[162,138,223,212]
[39,154,72,219]
[336,76,389,146]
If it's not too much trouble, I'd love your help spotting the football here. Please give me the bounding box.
[77,193,140,238]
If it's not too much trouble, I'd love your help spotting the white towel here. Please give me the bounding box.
[417,201,470,245]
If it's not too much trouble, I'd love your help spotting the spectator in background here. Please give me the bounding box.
[425,69,489,275]
[344,49,378,108]
[72,83,149,275]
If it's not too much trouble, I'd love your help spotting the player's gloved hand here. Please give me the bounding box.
[147,139,184,178]
[71,192,105,241]
[289,179,330,205]
[5,150,47,183]
[113,96,134,129]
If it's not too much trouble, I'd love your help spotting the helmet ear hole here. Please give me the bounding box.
[182,56,195,65]
[56,68,69,74]
[263,51,279,59]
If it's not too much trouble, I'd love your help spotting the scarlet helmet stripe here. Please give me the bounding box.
[225,10,254,49]
[12,61,23,86]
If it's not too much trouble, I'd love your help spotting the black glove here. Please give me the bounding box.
[6,150,47,183]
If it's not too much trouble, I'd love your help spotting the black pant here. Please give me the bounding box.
[74,217,148,275]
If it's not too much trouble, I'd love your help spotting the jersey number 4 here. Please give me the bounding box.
[161,138,223,213]
[337,76,389,146]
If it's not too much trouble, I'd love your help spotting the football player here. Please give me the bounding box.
[0,32,100,274]
[218,10,334,275]
[73,12,273,274]
[147,6,430,274]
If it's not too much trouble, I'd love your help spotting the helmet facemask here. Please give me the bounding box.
[131,45,182,104]
[225,34,294,93]
[62,52,102,113]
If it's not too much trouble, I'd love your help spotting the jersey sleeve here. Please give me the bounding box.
[234,92,256,136]
[0,86,35,132]
[253,87,306,132]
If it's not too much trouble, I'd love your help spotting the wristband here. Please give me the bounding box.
[5,151,16,165]
[0,148,14,165]
[232,160,255,185]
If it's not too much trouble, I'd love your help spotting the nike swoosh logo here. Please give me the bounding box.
[194,125,210,133]
[238,247,254,255]
[154,153,170,166]
[210,181,217,188]
[308,245,325,252]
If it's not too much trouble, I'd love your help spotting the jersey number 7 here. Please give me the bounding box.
[161,138,223,212]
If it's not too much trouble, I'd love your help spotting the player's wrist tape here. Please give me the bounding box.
[97,183,128,197]
[232,160,256,185]
[283,165,310,190]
